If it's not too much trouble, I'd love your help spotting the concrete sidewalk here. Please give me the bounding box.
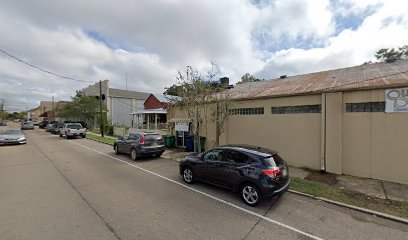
[288,167,408,202]
[162,148,408,203]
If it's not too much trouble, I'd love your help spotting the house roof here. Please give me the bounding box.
[152,94,181,103]
[228,60,408,100]
[109,88,151,100]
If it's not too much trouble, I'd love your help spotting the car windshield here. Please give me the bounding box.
[67,124,82,129]
[0,129,22,135]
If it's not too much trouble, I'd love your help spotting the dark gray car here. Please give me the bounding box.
[0,129,27,145]
[51,122,64,134]
[113,132,165,160]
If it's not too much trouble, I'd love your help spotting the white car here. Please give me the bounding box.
[60,123,86,139]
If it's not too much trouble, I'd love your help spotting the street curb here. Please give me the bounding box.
[288,190,408,225]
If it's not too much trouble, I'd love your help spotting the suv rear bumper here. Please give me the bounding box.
[139,146,165,156]
[263,179,291,198]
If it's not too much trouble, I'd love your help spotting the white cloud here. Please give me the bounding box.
[0,0,407,111]
[252,0,335,49]
[257,0,408,78]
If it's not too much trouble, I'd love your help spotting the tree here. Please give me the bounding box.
[56,91,99,129]
[172,66,212,153]
[375,45,408,63]
[210,87,231,147]
[169,62,231,152]
[164,84,184,96]
[236,73,262,84]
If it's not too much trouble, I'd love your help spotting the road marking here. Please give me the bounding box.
[71,140,325,240]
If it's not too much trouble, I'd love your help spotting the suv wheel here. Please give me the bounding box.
[182,167,194,184]
[241,183,262,206]
[130,148,138,161]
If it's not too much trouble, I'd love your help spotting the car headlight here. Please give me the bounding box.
[18,137,26,141]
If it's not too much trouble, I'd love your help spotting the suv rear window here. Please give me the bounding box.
[144,134,161,140]
[67,124,82,129]
[263,154,285,167]
[143,134,164,145]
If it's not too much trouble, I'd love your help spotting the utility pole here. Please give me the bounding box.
[52,96,55,121]
[99,80,104,137]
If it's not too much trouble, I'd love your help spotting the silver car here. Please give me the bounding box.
[21,121,34,130]
[0,129,27,145]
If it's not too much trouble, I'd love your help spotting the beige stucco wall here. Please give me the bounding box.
[342,89,408,184]
[226,95,322,170]
[325,92,343,174]
[169,88,408,184]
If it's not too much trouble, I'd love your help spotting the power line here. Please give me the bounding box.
[0,48,95,83]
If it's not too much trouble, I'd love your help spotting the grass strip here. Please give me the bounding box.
[86,134,115,145]
[290,177,408,219]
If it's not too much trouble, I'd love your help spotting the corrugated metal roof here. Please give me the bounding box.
[109,88,151,100]
[153,94,181,103]
[228,60,408,100]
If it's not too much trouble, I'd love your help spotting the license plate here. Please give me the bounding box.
[282,168,288,177]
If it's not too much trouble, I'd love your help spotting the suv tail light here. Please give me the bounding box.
[139,135,145,144]
[261,167,281,179]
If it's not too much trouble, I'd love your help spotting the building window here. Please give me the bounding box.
[271,105,321,114]
[229,107,264,115]
[345,102,385,112]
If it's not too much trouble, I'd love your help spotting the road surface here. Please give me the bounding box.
[0,125,407,240]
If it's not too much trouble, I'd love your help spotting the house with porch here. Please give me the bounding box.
[130,94,178,130]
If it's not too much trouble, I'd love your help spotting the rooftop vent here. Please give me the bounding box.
[280,75,287,79]
[385,57,398,63]
[220,77,230,86]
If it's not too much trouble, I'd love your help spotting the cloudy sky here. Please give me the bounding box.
[1,0,408,112]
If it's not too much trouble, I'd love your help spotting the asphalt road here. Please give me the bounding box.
[0,124,407,240]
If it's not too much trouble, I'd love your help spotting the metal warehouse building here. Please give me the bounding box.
[170,60,408,184]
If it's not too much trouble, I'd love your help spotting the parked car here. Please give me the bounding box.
[179,145,290,206]
[45,123,54,132]
[39,120,49,129]
[60,123,86,139]
[21,121,34,130]
[33,121,40,126]
[51,122,64,135]
[0,120,7,126]
[113,132,165,160]
[0,129,26,145]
